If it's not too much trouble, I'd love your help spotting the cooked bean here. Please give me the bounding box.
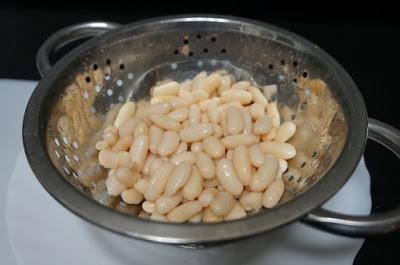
[169,96,193,109]
[192,71,207,90]
[155,192,183,214]
[210,191,236,217]
[217,101,243,114]
[164,161,192,196]
[261,127,277,142]
[149,114,181,131]
[152,81,180,97]
[242,109,253,135]
[191,89,209,102]
[114,101,136,128]
[230,81,250,91]
[145,100,172,115]
[249,157,279,192]
[253,116,273,135]
[221,134,258,149]
[95,140,110,151]
[158,131,180,156]
[142,154,156,175]
[262,84,277,101]
[226,149,234,160]
[198,74,221,95]
[239,192,262,212]
[150,213,168,222]
[225,106,244,135]
[167,107,189,122]
[216,159,243,195]
[167,201,203,223]
[207,100,219,124]
[119,118,139,137]
[179,89,192,99]
[149,125,163,154]
[142,201,156,213]
[115,163,140,187]
[99,150,130,169]
[174,142,188,155]
[182,166,203,200]
[121,188,143,204]
[232,145,252,185]
[103,130,118,146]
[179,123,214,142]
[134,178,149,194]
[133,122,148,137]
[266,102,280,128]
[214,124,223,138]
[259,142,296,159]
[148,157,163,176]
[180,80,192,91]
[189,104,201,124]
[279,159,288,173]
[204,177,220,188]
[221,90,252,105]
[203,207,223,223]
[249,103,265,120]
[200,113,210,123]
[190,142,203,153]
[217,75,232,96]
[275,121,296,142]
[262,179,284,208]
[224,202,246,221]
[202,136,225,158]
[198,188,219,207]
[129,134,149,171]
[171,151,196,165]
[249,144,265,168]
[189,211,203,223]
[249,86,268,108]
[195,152,215,179]
[106,173,127,196]
[112,136,134,151]
[144,162,175,201]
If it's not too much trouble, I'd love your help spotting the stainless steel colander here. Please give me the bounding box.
[23,15,400,244]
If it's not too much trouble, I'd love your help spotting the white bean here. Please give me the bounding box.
[192,71,207,90]
[221,134,258,149]
[217,75,232,96]
[200,113,210,123]
[144,162,175,201]
[95,140,110,151]
[249,103,265,120]
[207,99,219,124]
[149,125,163,154]
[167,201,203,223]
[190,142,203,153]
[182,166,203,200]
[149,114,181,131]
[169,96,193,109]
[114,101,136,128]
[189,211,203,223]
[158,131,180,156]
[214,124,223,138]
[195,152,215,179]
[259,142,296,159]
[210,191,235,217]
[224,202,246,221]
[249,157,279,192]
[230,81,250,90]
[121,188,143,204]
[262,179,284,208]
[242,109,253,135]
[167,107,189,122]
[217,101,243,113]
[142,154,156,175]
[253,116,273,135]
[155,192,183,214]
[266,102,280,128]
[98,150,130,169]
[225,106,244,135]
[152,81,180,97]
[216,159,243,195]
[103,130,118,146]
[115,163,140,187]
[198,188,218,207]
[173,142,188,155]
[239,192,262,212]
[221,89,252,105]
[249,86,268,108]
[148,157,163,176]
[170,151,196,165]
[129,134,149,171]
[262,84,277,101]
[202,136,225,158]
[133,122,148,137]
[105,174,127,196]
[198,73,221,95]
[191,89,209,102]
[203,207,223,223]
[142,201,156,214]
[145,101,172,115]
[164,161,192,196]
[112,136,134,151]
[134,178,149,194]
[232,145,252,185]
[179,123,214,142]
[275,121,296,142]
[119,118,139,137]
[204,177,220,188]
[150,213,168,222]
[279,159,288,173]
[189,104,201,124]
[249,144,265,168]
[180,80,192,91]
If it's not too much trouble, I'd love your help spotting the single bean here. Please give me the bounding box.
[169,96,193,109]
[129,134,149,171]
[230,81,250,91]
[239,192,263,212]
[115,163,140,187]
[106,174,127,196]
[149,125,163,154]
[225,106,244,135]
[203,207,223,223]
[192,71,207,90]
[279,159,288,173]
[98,150,130,169]
[167,107,189,122]
[158,131,180,156]
[150,213,168,222]
[195,152,215,179]
[221,134,258,149]
[233,145,252,185]
[217,101,243,114]
[164,161,192,196]
[142,154,156,175]
[249,144,265,168]
[103,130,118,146]
[152,81,180,97]
[189,104,201,124]
[216,159,243,195]
[198,73,221,95]
[170,151,196,165]
[182,166,203,200]
[249,103,265,120]
[119,118,139,138]
[142,201,156,213]
[179,123,214,142]
[217,75,232,96]
[249,157,279,192]
[155,192,183,214]
[266,102,280,128]
[121,188,143,204]
[210,191,236,217]
[262,84,277,101]
[114,101,136,128]
[221,89,252,105]
[249,86,268,108]
[202,136,225,158]
[259,142,296,159]
[133,122,148,137]
[134,178,149,195]
[253,116,273,135]
[242,109,253,135]
[191,89,209,102]
[149,114,181,131]
[198,188,219,207]
[275,121,296,142]
[95,140,110,151]
[203,177,220,188]
[207,99,219,124]
[190,142,203,153]
[224,202,246,221]
[144,100,172,115]
[144,162,175,201]
[262,179,284,208]
[148,157,163,176]
[167,201,203,223]
[112,136,134,151]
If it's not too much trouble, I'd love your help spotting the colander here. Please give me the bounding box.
[23,15,400,245]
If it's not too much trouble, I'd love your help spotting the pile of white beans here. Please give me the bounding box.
[95,71,297,223]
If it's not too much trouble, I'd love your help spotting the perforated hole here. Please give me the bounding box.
[174,49,179,55]
[196,34,201,39]
[268,64,274,70]
[119,64,125,70]
[280,59,285,65]
[85,76,91,83]
[106,58,111,65]
[211,36,216,42]
[183,36,189,44]
[188,51,194,56]
[220,48,226,53]
[203,48,208,53]
[93,64,98,70]
[302,71,308,78]
[293,61,298,67]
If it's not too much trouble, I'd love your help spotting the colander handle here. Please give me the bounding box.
[303,118,400,237]
[36,21,121,77]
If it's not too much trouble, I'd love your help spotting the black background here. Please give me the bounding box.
[1,2,400,264]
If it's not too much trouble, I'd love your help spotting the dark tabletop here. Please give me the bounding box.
[1,3,399,265]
